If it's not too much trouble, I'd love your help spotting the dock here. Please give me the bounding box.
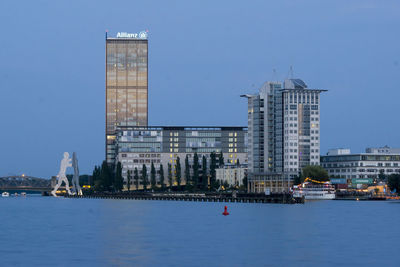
[66,192,305,204]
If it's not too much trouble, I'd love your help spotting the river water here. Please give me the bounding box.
[0,195,399,266]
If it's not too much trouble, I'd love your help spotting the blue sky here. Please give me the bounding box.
[0,0,399,178]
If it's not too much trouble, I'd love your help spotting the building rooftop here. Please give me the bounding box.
[284,79,308,89]
[116,126,248,131]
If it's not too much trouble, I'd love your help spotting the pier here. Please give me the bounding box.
[66,192,304,204]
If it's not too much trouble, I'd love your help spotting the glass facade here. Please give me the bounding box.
[106,36,148,164]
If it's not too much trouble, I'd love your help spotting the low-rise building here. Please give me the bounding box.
[115,126,248,184]
[321,146,400,181]
[216,165,246,187]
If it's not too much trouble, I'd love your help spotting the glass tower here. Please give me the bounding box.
[106,32,148,164]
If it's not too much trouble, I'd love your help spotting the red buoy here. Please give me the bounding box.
[222,206,229,216]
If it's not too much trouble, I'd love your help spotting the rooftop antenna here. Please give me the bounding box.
[272,68,278,82]
[289,65,294,79]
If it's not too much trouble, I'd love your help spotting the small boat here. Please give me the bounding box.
[21,192,27,197]
[14,192,18,197]
[2,192,10,197]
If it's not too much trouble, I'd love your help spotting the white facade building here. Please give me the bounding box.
[242,79,326,193]
[216,166,245,187]
[321,147,400,180]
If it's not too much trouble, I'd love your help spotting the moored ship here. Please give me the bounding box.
[293,179,336,200]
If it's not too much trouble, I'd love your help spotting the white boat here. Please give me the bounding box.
[2,192,10,197]
[293,181,336,200]
[21,192,27,197]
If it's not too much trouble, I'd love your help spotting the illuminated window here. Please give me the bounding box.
[234,132,237,137]
[229,149,233,153]
[229,133,233,137]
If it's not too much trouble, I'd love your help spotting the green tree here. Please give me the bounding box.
[293,175,301,185]
[92,165,101,190]
[388,174,400,193]
[100,161,112,191]
[114,161,124,192]
[202,155,208,190]
[141,164,148,190]
[223,180,229,189]
[77,174,90,187]
[193,152,199,190]
[127,169,132,191]
[159,164,165,190]
[378,169,386,182]
[218,152,224,167]
[134,167,139,190]
[242,173,248,191]
[301,165,329,182]
[185,155,190,186]
[175,156,181,188]
[151,162,156,190]
[209,152,217,190]
[168,163,173,188]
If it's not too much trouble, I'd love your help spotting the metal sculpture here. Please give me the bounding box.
[71,152,82,195]
[51,152,72,197]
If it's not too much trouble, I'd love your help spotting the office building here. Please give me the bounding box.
[242,79,326,193]
[106,31,148,165]
[114,126,248,183]
[321,146,400,181]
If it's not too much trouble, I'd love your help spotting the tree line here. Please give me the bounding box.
[91,152,244,192]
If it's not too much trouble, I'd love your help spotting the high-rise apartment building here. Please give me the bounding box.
[242,79,326,193]
[106,31,148,164]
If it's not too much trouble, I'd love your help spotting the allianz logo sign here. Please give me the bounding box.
[117,31,148,39]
